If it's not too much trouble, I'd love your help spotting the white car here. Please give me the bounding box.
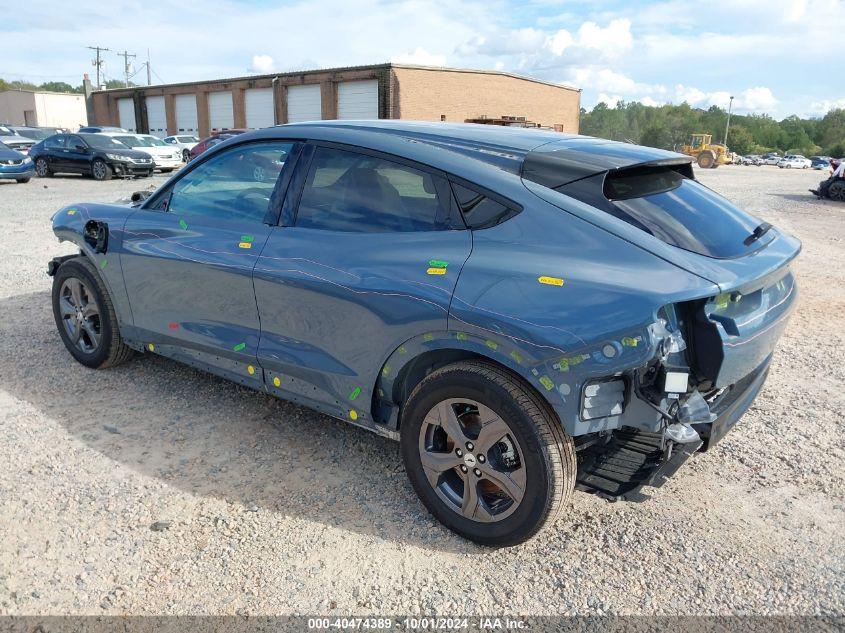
[777,155,811,169]
[106,133,184,172]
[761,155,782,166]
[163,135,200,163]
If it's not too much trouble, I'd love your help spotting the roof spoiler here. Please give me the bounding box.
[521,137,694,190]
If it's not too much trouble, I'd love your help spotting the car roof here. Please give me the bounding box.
[237,120,689,184]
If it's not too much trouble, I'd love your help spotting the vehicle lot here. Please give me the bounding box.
[0,166,842,616]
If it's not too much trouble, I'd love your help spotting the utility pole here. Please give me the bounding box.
[87,46,110,89]
[724,95,735,147]
[117,50,136,87]
[146,49,152,86]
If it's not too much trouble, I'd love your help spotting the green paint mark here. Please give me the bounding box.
[456,332,468,341]
[179,219,188,230]
[233,342,246,352]
[428,259,449,268]
[241,235,254,243]
[349,387,361,401]
[539,375,554,391]
[398,345,407,354]
[485,340,498,351]
[621,336,638,347]
[100,259,108,269]
[382,365,391,377]
[423,333,434,342]
[509,350,524,364]
[714,293,730,310]
[377,388,385,398]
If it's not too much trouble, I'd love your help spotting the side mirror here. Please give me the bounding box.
[74,144,87,152]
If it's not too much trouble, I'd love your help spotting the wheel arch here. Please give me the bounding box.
[372,332,568,433]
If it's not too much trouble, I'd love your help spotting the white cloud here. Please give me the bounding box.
[596,93,623,108]
[391,47,446,66]
[736,86,778,111]
[248,54,275,74]
[809,98,845,115]
[545,18,633,59]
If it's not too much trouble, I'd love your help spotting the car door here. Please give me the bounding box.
[120,140,297,385]
[63,135,92,174]
[253,143,472,421]
[44,134,68,171]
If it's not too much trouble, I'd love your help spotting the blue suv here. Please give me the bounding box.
[48,121,799,545]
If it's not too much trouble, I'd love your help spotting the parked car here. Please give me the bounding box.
[47,122,800,545]
[0,140,34,183]
[741,155,762,166]
[188,130,248,160]
[163,135,200,163]
[78,126,127,133]
[0,126,37,154]
[811,157,831,170]
[104,133,184,172]
[760,154,782,166]
[777,155,811,169]
[8,126,52,141]
[29,133,154,180]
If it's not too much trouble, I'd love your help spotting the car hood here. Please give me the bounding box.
[0,147,25,160]
[130,145,177,157]
[103,148,153,159]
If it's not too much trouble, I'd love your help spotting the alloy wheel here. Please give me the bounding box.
[58,277,101,353]
[253,165,266,182]
[93,161,106,180]
[418,398,526,523]
[36,159,48,177]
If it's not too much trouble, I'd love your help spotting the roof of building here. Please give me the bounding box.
[0,89,83,97]
[91,62,580,95]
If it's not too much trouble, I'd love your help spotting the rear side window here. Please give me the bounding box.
[45,135,66,149]
[295,147,446,232]
[451,183,519,229]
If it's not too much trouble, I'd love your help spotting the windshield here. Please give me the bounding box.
[0,141,8,150]
[146,137,167,146]
[0,126,13,136]
[80,134,132,150]
[14,128,49,140]
[115,135,147,147]
[178,136,199,143]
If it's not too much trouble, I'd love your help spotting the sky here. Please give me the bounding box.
[3,0,843,119]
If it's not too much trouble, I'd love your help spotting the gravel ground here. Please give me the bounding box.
[0,166,842,617]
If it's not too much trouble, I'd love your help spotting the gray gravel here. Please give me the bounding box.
[0,166,842,616]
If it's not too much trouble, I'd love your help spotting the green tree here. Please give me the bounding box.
[727,125,755,155]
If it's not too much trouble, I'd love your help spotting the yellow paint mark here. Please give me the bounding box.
[485,340,498,351]
[349,409,358,421]
[427,267,447,275]
[539,375,555,391]
[273,376,281,387]
[67,209,77,216]
[147,343,155,352]
[621,336,639,347]
[247,365,255,375]
[238,242,253,249]
[382,365,391,377]
[538,276,564,287]
[456,332,468,341]
[398,345,407,354]
[509,350,524,364]
[714,293,730,309]
[423,333,434,342]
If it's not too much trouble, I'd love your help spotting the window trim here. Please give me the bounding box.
[141,138,301,226]
[287,141,455,233]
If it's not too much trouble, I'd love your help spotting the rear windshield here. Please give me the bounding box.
[557,166,771,258]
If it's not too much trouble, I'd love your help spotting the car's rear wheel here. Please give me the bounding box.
[92,159,112,181]
[35,158,51,178]
[15,178,30,183]
[829,181,845,202]
[400,360,576,546]
[51,257,133,369]
[697,151,715,169]
[182,149,190,163]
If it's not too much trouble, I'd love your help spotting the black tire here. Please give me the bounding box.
[15,178,30,183]
[829,181,845,202]
[51,256,134,369]
[92,159,112,181]
[400,360,576,546]
[35,158,52,178]
[182,149,190,163]
[697,151,715,169]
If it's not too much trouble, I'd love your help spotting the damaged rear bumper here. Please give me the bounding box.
[576,357,771,498]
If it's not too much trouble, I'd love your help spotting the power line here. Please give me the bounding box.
[116,50,136,87]
[87,46,110,88]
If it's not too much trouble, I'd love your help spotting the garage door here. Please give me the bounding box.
[117,98,136,132]
[146,96,167,137]
[337,80,378,119]
[174,94,198,134]
[245,88,275,129]
[208,91,234,131]
[287,85,322,123]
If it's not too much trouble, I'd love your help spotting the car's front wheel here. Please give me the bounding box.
[52,257,133,369]
[182,149,190,163]
[15,178,30,183]
[400,360,576,546]
[35,158,51,178]
[91,159,112,181]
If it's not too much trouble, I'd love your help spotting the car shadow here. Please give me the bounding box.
[0,290,476,553]
[771,192,844,205]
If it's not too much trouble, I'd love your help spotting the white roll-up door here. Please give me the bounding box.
[208,91,234,131]
[174,94,198,134]
[117,98,136,132]
[146,96,167,137]
[337,80,378,119]
[286,84,322,123]
[245,88,275,129]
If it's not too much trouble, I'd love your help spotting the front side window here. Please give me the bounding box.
[295,147,445,232]
[167,141,293,223]
[45,135,66,149]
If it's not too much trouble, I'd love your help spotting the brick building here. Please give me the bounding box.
[88,63,580,138]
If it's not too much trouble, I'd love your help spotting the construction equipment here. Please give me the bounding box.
[680,134,731,169]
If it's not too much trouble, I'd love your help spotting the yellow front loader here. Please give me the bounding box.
[680,134,731,169]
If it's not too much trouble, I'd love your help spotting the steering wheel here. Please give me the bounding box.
[234,187,272,219]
